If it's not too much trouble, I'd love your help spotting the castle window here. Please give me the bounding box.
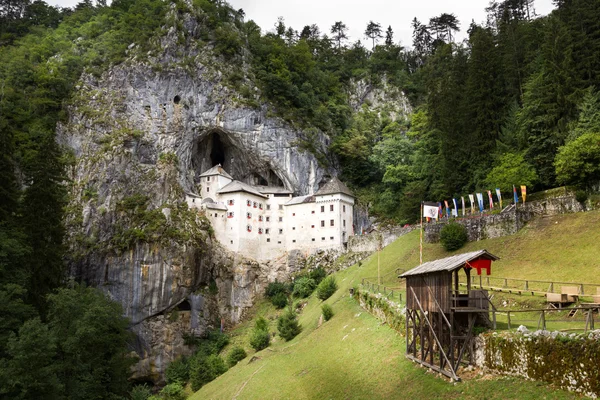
[267,204,271,210]
[343,220,346,227]
[278,241,281,244]
[253,202,257,208]
[206,176,210,182]
[259,203,263,210]
[279,229,283,234]
[258,228,263,234]
[292,227,295,230]
[214,213,218,217]
[311,210,315,214]
[266,216,270,222]
[321,237,325,241]
[330,220,334,226]
[247,200,251,206]
[267,238,271,242]
[247,225,252,232]
[279,217,283,222]
[343,205,346,212]
[330,236,334,240]
[292,240,296,243]
[192,199,195,203]
[227,212,234,218]
[230,240,233,244]
[321,220,325,227]
[279,205,283,210]
[311,225,315,228]
[247,212,252,219]
[265,228,270,234]
[259,215,263,222]
[312,238,315,241]
[228,199,234,205]
[321,206,325,212]
[292,213,295,216]
[330,205,334,212]
[206,187,209,192]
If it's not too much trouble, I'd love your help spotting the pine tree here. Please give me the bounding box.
[364,21,382,50]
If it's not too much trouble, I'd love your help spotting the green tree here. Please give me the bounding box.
[330,21,348,50]
[364,20,382,50]
[555,132,600,188]
[485,152,538,191]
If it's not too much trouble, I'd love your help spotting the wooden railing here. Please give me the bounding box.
[361,278,403,303]
[465,275,600,297]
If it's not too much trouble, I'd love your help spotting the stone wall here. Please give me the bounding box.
[348,225,416,252]
[475,328,600,399]
[353,287,406,334]
[425,195,584,243]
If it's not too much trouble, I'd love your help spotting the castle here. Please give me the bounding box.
[186,165,355,261]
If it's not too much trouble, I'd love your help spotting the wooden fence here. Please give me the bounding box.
[464,275,600,297]
[361,278,404,303]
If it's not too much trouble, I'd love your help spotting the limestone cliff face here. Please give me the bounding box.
[58,7,331,382]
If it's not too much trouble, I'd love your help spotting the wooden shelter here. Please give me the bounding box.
[400,250,499,380]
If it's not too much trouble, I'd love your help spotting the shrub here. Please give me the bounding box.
[309,267,327,284]
[265,280,288,298]
[227,346,247,367]
[277,311,302,341]
[575,190,588,204]
[270,292,288,309]
[130,384,152,400]
[321,304,334,321]
[158,383,186,400]
[316,276,338,301]
[292,276,316,298]
[165,357,189,384]
[440,222,468,251]
[189,354,228,391]
[254,317,269,331]
[249,328,270,351]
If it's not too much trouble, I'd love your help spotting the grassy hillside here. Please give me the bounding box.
[191,211,600,399]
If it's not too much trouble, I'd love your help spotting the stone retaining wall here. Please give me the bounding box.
[348,225,416,252]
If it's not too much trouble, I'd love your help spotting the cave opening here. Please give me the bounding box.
[176,300,191,311]
[173,95,181,104]
[210,132,226,166]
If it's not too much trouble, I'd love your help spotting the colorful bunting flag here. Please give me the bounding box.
[452,198,458,217]
[496,188,503,209]
[444,200,450,218]
[487,190,494,209]
[513,185,519,204]
[476,193,484,212]
[469,194,475,213]
[521,185,527,203]
[461,197,465,216]
[438,202,443,218]
[422,202,439,219]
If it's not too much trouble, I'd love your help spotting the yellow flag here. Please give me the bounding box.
[521,185,527,203]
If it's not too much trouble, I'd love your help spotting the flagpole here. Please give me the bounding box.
[420,202,423,265]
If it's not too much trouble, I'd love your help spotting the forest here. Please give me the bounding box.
[1,0,600,398]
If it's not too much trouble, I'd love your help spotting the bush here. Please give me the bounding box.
[265,280,288,298]
[249,328,270,351]
[321,304,334,321]
[159,383,186,400]
[189,354,228,391]
[130,384,152,400]
[254,317,269,331]
[309,267,327,284]
[440,222,468,251]
[270,292,288,309]
[277,311,302,341]
[227,346,247,367]
[575,190,588,204]
[292,276,316,298]
[316,276,338,301]
[165,357,189,384]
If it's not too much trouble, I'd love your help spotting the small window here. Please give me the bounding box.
[259,203,263,210]
[247,200,251,206]
[247,212,252,219]
[258,228,263,234]
[312,238,315,242]
[278,241,282,244]
[330,236,334,240]
[343,205,346,212]
[321,205,325,212]
[321,220,325,227]
[265,228,270,234]
[266,216,270,222]
[214,213,218,217]
[292,227,295,230]
[311,225,315,228]
[228,199,234,205]
[279,217,283,222]
[330,220,334,226]
[227,212,234,218]
[292,239,296,243]
[259,215,263,221]
[321,237,325,241]
[292,213,296,216]
[267,204,271,210]
[192,198,195,203]
[343,220,346,227]
[230,240,233,244]
[330,205,334,212]
[311,210,315,214]
[279,229,283,234]
[267,238,271,242]
[253,202,257,208]
[206,187,209,192]
[206,176,210,182]
[279,205,283,210]
[247,225,252,232]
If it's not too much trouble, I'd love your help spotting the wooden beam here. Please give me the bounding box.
[406,355,461,382]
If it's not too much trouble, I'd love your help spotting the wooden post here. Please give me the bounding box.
[504,278,507,288]
[525,280,529,290]
[479,275,482,289]
[580,284,584,295]
[492,310,496,330]
[507,311,511,330]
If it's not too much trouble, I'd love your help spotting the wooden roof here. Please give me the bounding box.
[400,250,499,278]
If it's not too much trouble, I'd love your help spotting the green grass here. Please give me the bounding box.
[190,211,600,399]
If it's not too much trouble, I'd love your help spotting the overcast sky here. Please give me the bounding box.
[47,0,556,48]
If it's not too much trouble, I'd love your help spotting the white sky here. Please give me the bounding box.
[47,0,556,48]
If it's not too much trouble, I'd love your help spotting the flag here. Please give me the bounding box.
[487,190,494,209]
[444,200,450,218]
[476,193,484,212]
[438,202,443,218]
[452,198,458,217]
[461,197,465,216]
[513,185,519,204]
[422,202,439,219]
[469,194,475,213]
[521,185,527,203]
[496,188,503,209]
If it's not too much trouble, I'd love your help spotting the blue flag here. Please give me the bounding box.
[513,185,519,204]
[476,193,484,212]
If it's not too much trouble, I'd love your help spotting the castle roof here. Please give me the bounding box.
[205,202,228,211]
[400,250,499,278]
[315,177,354,197]
[256,186,293,195]
[199,164,233,180]
[218,181,268,198]
[286,195,315,206]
